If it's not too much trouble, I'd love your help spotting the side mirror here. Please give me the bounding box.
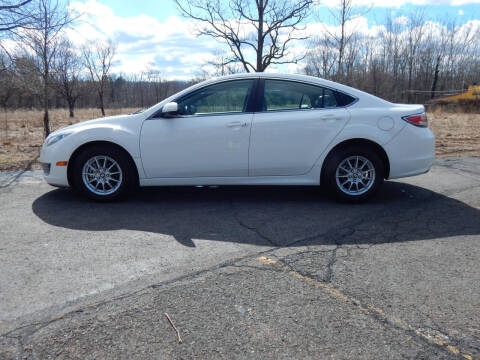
[161,102,178,117]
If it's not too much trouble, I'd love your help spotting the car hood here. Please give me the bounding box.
[49,114,133,136]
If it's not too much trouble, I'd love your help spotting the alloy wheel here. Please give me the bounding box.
[335,155,375,196]
[82,155,123,196]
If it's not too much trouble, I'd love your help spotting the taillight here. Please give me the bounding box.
[402,113,428,127]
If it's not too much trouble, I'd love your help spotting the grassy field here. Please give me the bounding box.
[0,108,479,172]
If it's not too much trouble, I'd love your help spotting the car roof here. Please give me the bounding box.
[143,72,391,117]
[203,72,390,106]
[209,72,327,85]
[206,73,368,98]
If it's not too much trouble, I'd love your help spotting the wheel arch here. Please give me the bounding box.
[321,138,390,180]
[67,140,140,187]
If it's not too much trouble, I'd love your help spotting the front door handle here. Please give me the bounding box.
[227,122,248,128]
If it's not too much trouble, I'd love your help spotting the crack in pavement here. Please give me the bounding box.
[275,244,480,357]
[1,247,279,341]
[257,256,474,360]
[229,198,279,247]
[323,246,339,283]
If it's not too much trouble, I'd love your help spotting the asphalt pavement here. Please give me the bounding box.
[0,158,479,359]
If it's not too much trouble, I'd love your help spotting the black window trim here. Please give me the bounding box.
[150,78,260,119]
[257,78,359,113]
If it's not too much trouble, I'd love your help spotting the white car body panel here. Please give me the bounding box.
[140,113,252,178]
[39,72,435,189]
[249,107,350,176]
[385,124,436,178]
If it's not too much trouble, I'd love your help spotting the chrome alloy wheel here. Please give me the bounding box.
[335,155,375,196]
[82,155,123,196]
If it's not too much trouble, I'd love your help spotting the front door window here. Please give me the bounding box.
[177,80,254,116]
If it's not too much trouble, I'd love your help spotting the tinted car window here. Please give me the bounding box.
[323,88,338,107]
[177,80,254,116]
[263,80,350,111]
[335,91,356,106]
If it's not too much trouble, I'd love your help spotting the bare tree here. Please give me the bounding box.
[0,0,34,32]
[175,0,312,72]
[0,50,17,139]
[53,37,82,117]
[316,0,370,80]
[426,19,450,99]
[12,54,42,108]
[330,0,353,79]
[404,11,425,102]
[132,72,145,108]
[304,34,337,79]
[205,49,245,76]
[378,12,404,102]
[82,39,116,116]
[144,66,170,103]
[12,0,72,137]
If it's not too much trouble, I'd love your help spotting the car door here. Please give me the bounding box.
[249,79,351,176]
[140,79,255,178]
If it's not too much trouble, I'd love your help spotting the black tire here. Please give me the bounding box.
[322,145,384,203]
[71,144,136,201]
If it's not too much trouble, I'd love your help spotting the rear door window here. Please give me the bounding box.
[262,80,353,111]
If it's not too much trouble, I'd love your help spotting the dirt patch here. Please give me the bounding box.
[429,111,480,158]
[0,108,478,172]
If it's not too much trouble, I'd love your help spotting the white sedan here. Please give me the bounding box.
[39,73,435,202]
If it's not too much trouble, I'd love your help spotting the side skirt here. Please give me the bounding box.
[139,175,319,187]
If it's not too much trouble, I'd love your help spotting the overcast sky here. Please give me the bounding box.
[64,0,480,80]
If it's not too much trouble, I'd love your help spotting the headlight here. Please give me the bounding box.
[45,133,71,147]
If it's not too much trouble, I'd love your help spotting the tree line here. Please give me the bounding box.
[304,1,480,104]
[1,0,479,138]
[0,49,190,116]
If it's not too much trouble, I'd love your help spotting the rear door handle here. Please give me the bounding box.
[320,115,341,121]
[227,121,248,128]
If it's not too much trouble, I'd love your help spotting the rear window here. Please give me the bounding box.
[335,91,356,107]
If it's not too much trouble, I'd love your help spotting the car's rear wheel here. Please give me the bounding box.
[72,145,135,201]
[323,146,384,202]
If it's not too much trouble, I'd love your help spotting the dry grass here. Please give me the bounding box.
[0,108,135,171]
[0,107,478,172]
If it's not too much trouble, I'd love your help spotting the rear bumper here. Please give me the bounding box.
[385,124,435,179]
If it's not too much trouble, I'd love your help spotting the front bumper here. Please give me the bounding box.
[41,162,51,175]
[39,145,70,187]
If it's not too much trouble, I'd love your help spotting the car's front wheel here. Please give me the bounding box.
[72,145,135,201]
[323,146,384,202]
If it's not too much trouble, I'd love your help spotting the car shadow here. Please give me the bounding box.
[32,181,480,248]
